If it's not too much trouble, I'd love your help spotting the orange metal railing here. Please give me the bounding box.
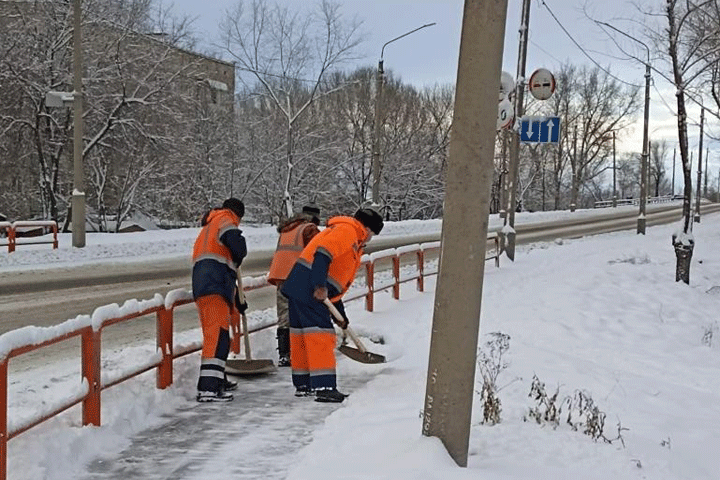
[0,237,499,479]
[0,221,58,253]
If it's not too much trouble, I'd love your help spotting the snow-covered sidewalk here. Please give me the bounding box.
[4,209,720,479]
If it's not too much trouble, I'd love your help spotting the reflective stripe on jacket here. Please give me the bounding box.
[192,208,246,305]
[267,222,317,285]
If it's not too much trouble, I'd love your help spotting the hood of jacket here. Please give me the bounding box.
[326,215,370,244]
[205,208,240,227]
[278,214,313,233]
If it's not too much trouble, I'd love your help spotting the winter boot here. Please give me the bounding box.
[314,388,348,403]
[222,376,238,392]
[196,390,234,403]
[277,327,291,367]
[294,386,315,397]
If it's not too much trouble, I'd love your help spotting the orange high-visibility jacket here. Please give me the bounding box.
[294,216,369,301]
[192,209,246,304]
[267,221,319,285]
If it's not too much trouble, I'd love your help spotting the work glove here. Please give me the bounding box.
[335,315,349,330]
[313,286,328,301]
[234,290,248,314]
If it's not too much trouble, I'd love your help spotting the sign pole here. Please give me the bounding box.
[503,0,531,261]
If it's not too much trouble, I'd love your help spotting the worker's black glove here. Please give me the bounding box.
[234,290,248,314]
[335,315,349,330]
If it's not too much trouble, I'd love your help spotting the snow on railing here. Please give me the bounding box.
[594,195,675,209]
[0,238,499,480]
[0,220,58,253]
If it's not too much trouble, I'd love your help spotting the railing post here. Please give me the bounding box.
[7,228,14,253]
[1,359,8,480]
[81,328,101,426]
[392,255,400,300]
[365,262,374,312]
[417,250,425,292]
[156,307,174,389]
[51,223,58,249]
[230,308,240,355]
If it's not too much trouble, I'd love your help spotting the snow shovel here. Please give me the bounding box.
[226,274,276,376]
[323,299,385,364]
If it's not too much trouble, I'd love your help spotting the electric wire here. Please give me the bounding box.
[537,0,640,88]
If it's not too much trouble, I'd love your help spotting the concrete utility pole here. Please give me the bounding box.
[672,147,676,197]
[612,131,617,207]
[72,0,86,247]
[637,60,650,234]
[599,22,651,233]
[371,23,435,205]
[503,0,531,260]
[704,147,708,196]
[422,0,507,467]
[694,107,704,223]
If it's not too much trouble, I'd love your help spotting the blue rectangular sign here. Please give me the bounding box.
[519,116,561,144]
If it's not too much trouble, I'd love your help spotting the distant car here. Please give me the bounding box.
[672,194,684,200]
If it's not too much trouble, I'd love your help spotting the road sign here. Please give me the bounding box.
[499,71,515,101]
[497,98,513,130]
[519,116,561,143]
[528,68,556,100]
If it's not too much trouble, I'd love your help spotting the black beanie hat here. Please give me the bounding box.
[354,207,383,235]
[302,204,320,216]
[222,198,245,218]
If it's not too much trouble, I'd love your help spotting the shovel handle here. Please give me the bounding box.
[323,299,368,354]
[241,313,252,360]
[237,270,252,360]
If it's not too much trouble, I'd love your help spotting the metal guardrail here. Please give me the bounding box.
[0,235,499,480]
[0,221,58,253]
[594,195,675,208]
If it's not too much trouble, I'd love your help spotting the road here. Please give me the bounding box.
[1,202,717,338]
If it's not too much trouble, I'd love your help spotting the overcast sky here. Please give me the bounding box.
[170,0,719,184]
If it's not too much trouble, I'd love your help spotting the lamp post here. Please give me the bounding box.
[598,23,650,234]
[371,23,436,205]
[694,107,704,223]
[672,147,676,197]
[72,0,85,247]
[638,50,650,234]
[612,131,617,207]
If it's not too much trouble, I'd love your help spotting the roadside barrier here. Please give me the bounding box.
[0,235,500,480]
[594,195,674,208]
[0,221,58,253]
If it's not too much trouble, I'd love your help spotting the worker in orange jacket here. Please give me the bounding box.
[280,206,384,403]
[192,198,247,402]
[267,205,321,367]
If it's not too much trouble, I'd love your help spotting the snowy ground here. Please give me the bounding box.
[2,206,719,479]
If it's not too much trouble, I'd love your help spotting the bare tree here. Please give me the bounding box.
[649,139,669,197]
[528,64,640,210]
[0,0,231,230]
[220,0,363,218]
[565,66,640,210]
[661,0,714,283]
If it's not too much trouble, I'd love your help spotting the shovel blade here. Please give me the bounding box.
[338,344,385,364]
[226,359,277,376]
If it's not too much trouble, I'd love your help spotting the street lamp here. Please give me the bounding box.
[598,22,651,234]
[71,0,85,247]
[371,23,435,205]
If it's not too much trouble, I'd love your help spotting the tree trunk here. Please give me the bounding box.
[667,0,694,284]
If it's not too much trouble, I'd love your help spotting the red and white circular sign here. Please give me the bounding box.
[528,68,556,100]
